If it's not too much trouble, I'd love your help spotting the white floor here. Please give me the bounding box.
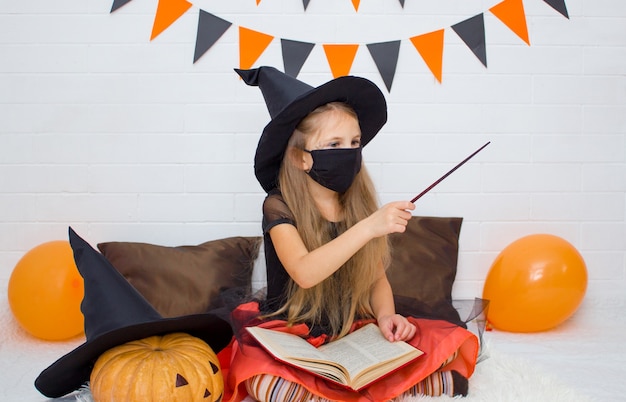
[1,295,624,402]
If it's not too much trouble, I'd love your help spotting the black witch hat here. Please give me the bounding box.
[236,66,387,193]
[35,228,233,398]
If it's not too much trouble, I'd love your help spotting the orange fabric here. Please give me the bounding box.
[219,302,479,402]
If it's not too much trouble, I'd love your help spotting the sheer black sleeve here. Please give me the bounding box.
[260,189,295,314]
[262,189,295,234]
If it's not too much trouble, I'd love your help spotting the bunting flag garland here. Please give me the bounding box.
[281,39,315,77]
[367,40,401,91]
[257,0,566,17]
[323,44,359,78]
[151,0,192,41]
[269,0,406,12]
[194,10,232,63]
[543,0,569,18]
[111,0,570,92]
[239,27,274,70]
[490,0,530,45]
[410,29,445,83]
[452,13,487,67]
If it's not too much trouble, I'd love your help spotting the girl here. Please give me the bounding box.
[220,66,479,402]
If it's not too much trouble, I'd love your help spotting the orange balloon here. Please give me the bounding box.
[8,241,84,341]
[483,234,587,333]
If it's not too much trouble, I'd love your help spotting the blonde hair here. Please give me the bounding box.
[273,102,390,339]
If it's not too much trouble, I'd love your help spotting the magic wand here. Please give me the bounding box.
[410,141,491,203]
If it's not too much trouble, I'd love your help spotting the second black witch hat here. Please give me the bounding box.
[35,227,233,398]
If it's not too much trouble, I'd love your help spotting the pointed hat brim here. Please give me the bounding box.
[35,313,232,398]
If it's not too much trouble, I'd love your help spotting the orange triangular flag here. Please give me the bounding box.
[323,44,359,78]
[352,0,360,11]
[409,29,445,83]
[256,0,261,4]
[490,0,530,45]
[239,27,274,70]
[150,0,192,40]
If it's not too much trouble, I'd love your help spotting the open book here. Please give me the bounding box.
[246,323,424,390]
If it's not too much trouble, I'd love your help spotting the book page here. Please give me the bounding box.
[319,323,418,378]
[246,326,328,362]
[246,326,349,383]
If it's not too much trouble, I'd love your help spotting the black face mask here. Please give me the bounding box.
[304,147,362,193]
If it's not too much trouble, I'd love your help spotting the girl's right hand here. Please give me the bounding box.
[365,201,415,238]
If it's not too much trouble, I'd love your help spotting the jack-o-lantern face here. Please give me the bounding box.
[90,332,224,402]
[173,359,223,401]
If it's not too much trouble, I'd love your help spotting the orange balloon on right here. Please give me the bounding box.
[483,234,587,333]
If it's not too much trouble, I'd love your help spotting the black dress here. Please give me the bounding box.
[259,188,347,337]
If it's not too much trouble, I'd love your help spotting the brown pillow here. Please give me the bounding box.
[387,216,463,326]
[97,236,261,318]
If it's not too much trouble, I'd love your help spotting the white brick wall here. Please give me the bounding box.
[1,0,624,304]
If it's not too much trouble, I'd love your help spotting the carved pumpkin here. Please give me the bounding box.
[90,332,224,402]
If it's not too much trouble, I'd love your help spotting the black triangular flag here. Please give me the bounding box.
[281,39,315,77]
[543,0,569,19]
[398,0,405,7]
[194,10,232,63]
[303,0,311,10]
[452,13,487,67]
[366,40,401,92]
[110,0,133,13]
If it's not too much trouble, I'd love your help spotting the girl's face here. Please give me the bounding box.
[306,108,361,150]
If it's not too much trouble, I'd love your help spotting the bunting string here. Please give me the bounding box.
[110,0,569,92]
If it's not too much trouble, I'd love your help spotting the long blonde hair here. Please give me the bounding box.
[273,102,390,338]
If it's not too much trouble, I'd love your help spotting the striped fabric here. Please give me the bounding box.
[244,350,462,401]
[245,370,458,401]
[246,373,324,402]
[401,370,454,397]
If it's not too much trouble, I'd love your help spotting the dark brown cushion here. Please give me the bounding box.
[97,237,261,318]
[387,216,463,325]
[96,216,462,324]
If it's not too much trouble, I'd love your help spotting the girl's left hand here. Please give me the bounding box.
[377,314,417,342]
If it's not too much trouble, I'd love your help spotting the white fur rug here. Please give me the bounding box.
[72,343,593,402]
[396,345,595,402]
